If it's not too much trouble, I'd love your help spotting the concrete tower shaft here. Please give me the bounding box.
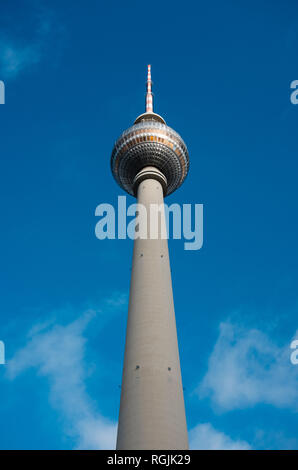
[116,168,188,450]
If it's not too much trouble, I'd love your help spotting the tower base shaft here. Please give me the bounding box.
[116,173,188,450]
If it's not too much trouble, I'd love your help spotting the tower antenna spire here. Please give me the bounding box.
[146,64,153,113]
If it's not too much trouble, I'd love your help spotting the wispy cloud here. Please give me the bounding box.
[5,294,128,449]
[199,321,298,412]
[0,6,57,79]
[0,42,41,78]
[190,423,250,450]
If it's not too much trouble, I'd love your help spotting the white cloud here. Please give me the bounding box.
[0,6,56,79]
[199,322,298,411]
[104,291,128,309]
[0,42,41,78]
[5,298,128,449]
[190,423,250,450]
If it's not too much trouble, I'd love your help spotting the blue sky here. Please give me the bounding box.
[0,0,298,449]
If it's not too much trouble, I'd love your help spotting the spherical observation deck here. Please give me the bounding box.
[110,113,189,197]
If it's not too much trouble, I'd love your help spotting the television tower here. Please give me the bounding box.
[111,65,189,450]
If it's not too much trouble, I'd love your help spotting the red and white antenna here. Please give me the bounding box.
[146,64,153,113]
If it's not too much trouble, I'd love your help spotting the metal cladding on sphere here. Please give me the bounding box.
[110,66,189,197]
[111,120,189,196]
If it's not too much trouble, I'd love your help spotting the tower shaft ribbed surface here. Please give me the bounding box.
[116,177,188,450]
